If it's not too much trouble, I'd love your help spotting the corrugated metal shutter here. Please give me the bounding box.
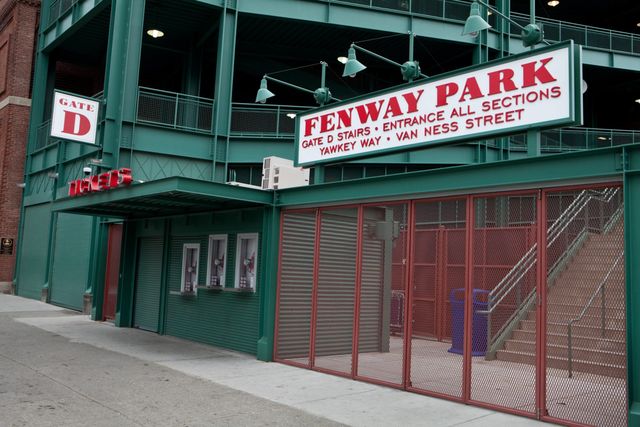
[17,204,52,300]
[134,237,163,332]
[275,212,316,361]
[50,214,93,310]
[358,228,384,352]
[315,210,357,359]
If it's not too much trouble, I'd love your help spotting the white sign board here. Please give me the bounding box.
[51,91,100,144]
[296,42,580,166]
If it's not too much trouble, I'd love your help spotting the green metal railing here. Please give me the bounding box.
[34,120,55,152]
[507,127,640,153]
[136,87,214,133]
[230,103,310,138]
[318,0,640,55]
[48,0,79,26]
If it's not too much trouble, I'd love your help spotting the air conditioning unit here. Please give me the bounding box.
[262,156,309,190]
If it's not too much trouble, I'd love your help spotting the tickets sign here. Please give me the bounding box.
[295,41,581,166]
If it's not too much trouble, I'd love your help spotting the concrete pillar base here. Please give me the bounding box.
[0,281,12,294]
[40,288,48,302]
[83,293,92,315]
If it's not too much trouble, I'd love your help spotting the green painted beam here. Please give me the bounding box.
[277,145,629,207]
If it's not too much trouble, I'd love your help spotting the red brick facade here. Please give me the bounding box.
[0,0,39,286]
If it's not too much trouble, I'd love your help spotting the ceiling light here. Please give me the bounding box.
[146,29,164,39]
[597,136,608,141]
[337,56,348,64]
[635,98,640,104]
[286,113,297,119]
[547,1,560,6]
[487,10,492,16]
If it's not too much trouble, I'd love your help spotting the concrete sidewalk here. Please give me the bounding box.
[0,294,554,426]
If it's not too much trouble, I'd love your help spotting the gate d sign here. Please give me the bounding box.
[51,91,100,144]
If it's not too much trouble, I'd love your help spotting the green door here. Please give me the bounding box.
[49,214,94,310]
[133,237,163,332]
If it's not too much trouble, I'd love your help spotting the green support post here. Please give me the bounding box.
[624,154,640,425]
[211,6,238,183]
[101,0,146,169]
[115,221,137,327]
[257,204,281,361]
[158,220,171,335]
[527,129,541,157]
[90,219,110,320]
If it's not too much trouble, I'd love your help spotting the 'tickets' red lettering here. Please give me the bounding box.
[68,168,133,197]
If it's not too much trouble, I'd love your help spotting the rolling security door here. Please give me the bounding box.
[50,214,93,310]
[17,204,52,300]
[134,237,163,332]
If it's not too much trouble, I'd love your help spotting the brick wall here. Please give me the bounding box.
[0,0,40,284]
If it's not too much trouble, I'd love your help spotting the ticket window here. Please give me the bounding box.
[207,234,227,287]
[181,243,200,294]
[235,233,258,291]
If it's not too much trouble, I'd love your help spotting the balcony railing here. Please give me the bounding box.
[507,127,640,153]
[230,103,310,138]
[511,12,640,55]
[48,0,79,26]
[317,0,640,55]
[136,87,214,133]
[34,120,55,152]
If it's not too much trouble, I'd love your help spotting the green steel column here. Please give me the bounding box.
[157,220,171,335]
[102,0,145,169]
[257,204,281,361]
[527,129,541,157]
[14,16,52,290]
[624,154,640,425]
[211,7,238,183]
[90,220,110,320]
[115,221,137,327]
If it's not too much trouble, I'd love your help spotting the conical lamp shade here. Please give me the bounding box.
[342,47,367,78]
[255,78,275,103]
[462,2,491,36]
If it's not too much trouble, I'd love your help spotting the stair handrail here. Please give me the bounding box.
[488,187,619,311]
[566,251,624,378]
[481,187,621,357]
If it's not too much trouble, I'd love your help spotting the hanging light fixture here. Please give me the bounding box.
[146,28,164,39]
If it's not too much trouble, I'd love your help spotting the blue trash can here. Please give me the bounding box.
[448,288,490,357]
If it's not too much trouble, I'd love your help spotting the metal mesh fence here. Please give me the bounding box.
[470,194,537,414]
[275,212,317,365]
[410,199,466,398]
[357,204,408,385]
[545,186,627,427]
[314,208,358,375]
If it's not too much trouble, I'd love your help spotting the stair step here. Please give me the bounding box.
[495,350,626,378]
[510,330,626,351]
[520,319,625,338]
[546,302,626,316]
[503,340,626,365]
[526,311,625,327]
[545,295,626,305]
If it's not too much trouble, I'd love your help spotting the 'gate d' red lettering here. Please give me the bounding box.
[62,111,91,136]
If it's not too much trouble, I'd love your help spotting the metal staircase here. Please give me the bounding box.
[482,188,624,378]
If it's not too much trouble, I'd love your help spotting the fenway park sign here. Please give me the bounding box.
[295,41,581,166]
